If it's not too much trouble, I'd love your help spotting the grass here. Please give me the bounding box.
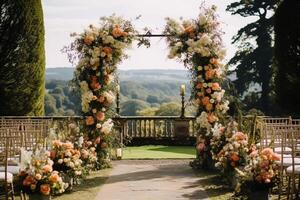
[122,145,196,159]
[53,168,111,200]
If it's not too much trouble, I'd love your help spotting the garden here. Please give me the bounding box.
[1,0,300,200]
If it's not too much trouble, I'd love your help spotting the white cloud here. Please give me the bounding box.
[43,0,256,69]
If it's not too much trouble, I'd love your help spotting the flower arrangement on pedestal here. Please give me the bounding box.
[19,148,67,198]
[164,5,228,169]
[65,15,140,168]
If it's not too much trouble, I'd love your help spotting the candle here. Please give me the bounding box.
[116,85,120,93]
[180,84,185,96]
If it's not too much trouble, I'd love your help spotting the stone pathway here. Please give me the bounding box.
[96,159,209,200]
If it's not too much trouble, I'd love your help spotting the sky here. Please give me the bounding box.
[43,0,255,70]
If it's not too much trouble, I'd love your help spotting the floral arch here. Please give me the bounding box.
[66,7,280,193]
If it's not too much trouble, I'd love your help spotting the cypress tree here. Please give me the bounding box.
[0,0,45,116]
[274,0,300,117]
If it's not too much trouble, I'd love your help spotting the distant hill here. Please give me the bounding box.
[46,67,190,82]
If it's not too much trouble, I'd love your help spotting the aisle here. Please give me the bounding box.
[95,160,209,200]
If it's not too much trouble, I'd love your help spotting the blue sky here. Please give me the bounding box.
[43,0,255,70]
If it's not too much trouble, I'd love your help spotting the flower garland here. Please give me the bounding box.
[164,5,228,168]
[66,15,138,168]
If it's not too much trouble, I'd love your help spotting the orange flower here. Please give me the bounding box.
[207,114,217,123]
[211,83,220,91]
[84,34,94,45]
[86,116,95,125]
[23,175,36,186]
[205,69,215,80]
[184,25,194,34]
[202,96,210,106]
[52,140,62,147]
[90,81,101,90]
[271,153,280,161]
[40,184,51,195]
[103,47,113,55]
[96,112,105,121]
[63,141,73,149]
[210,58,218,65]
[112,26,124,38]
[196,83,203,89]
[49,173,60,183]
[42,165,53,173]
[95,136,101,144]
[205,103,213,111]
[50,150,56,160]
[98,95,105,103]
[231,153,239,162]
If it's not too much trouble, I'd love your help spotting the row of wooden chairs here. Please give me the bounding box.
[0,119,51,200]
[257,117,300,199]
[0,130,20,200]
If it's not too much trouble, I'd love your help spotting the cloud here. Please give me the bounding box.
[43,0,255,68]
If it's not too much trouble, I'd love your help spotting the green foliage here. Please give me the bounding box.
[226,0,278,114]
[0,0,45,115]
[274,0,300,117]
[45,80,79,116]
[155,102,181,116]
[146,95,159,103]
[137,107,159,116]
[120,99,150,116]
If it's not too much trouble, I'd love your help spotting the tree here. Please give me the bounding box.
[155,102,181,116]
[226,0,278,114]
[146,95,159,104]
[274,0,300,117]
[0,0,45,115]
[120,100,150,116]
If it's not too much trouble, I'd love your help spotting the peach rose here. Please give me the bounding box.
[184,25,194,34]
[86,116,95,125]
[49,173,60,183]
[205,103,213,111]
[42,165,53,173]
[205,69,215,80]
[35,173,42,181]
[197,142,205,152]
[103,47,113,55]
[234,132,247,141]
[211,83,220,91]
[52,140,62,147]
[84,34,94,45]
[207,114,217,123]
[201,96,210,106]
[271,153,280,161]
[230,153,239,162]
[90,82,101,90]
[50,150,56,160]
[96,112,105,121]
[210,58,218,65]
[95,136,101,144]
[98,95,105,103]
[63,141,74,149]
[112,26,124,38]
[40,184,51,195]
[196,83,203,89]
[23,175,35,186]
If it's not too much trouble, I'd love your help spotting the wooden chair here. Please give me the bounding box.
[286,125,300,199]
[0,133,16,200]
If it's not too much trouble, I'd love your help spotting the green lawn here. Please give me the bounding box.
[122,145,196,159]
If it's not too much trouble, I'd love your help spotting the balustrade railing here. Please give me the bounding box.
[0,116,197,142]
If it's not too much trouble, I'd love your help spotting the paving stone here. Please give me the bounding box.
[95,159,209,200]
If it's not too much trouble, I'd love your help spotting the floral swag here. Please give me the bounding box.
[164,5,281,195]
[65,15,146,168]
